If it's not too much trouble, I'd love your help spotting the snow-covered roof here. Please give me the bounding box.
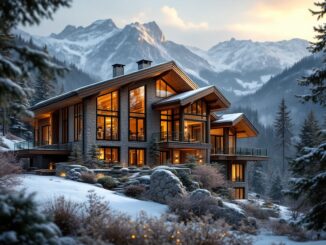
[153,85,230,110]
[215,113,244,123]
[212,113,258,137]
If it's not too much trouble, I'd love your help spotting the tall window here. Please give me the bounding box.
[156,79,176,97]
[62,107,69,143]
[160,109,180,141]
[234,187,245,199]
[98,147,119,164]
[74,103,83,141]
[129,148,145,167]
[41,125,50,145]
[231,163,244,182]
[129,86,146,141]
[97,91,119,140]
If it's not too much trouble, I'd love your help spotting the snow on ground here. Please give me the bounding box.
[17,175,167,218]
[223,201,244,214]
[0,134,24,151]
[253,232,325,245]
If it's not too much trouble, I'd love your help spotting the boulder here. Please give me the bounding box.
[189,189,211,201]
[66,166,92,181]
[149,169,187,204]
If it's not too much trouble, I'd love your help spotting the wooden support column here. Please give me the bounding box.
[223,127,229,154]
[180,106,184,142]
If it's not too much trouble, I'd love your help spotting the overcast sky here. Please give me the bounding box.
[21,0,318,49]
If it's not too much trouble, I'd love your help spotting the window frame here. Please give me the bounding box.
[74,103,83,142]
[234,187,245,199]
[128,85,146,142]
[155,79,176,98]
[128,148,146,167]
[96,90,120,141]
[98,146,120,164]
[61,107,69,144]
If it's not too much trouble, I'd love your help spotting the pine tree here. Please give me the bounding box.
[296,111,322,154]
[85,144,99,168]
[68,144,83,164]
[0,0,71,118]
[274,98,293,174]
[149,136,160,166]
[298,1,326,106]
[286,140,326,231]
[250,162,266,195]
[269,175,283,201]
[0,189,63,244]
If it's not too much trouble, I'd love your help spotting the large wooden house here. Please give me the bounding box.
[17,60,267,198]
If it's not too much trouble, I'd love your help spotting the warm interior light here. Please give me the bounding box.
[59,172,66,177]
[96,173,105,179]
[49,162,54,170]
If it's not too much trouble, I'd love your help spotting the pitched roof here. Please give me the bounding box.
[152,85,230,111]
[212,113,258,138]
[31,61,198,113]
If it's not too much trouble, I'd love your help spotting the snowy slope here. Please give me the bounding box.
[17,175,167,218]
[17,19,309,100]
[0,134,24,152]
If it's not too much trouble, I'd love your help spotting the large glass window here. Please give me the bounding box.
[129,148,145,167]
[129,86,146,141]
[231,163,244,182]
[156,79,176,98]
[62,107,69,144]
[41,125,50,145]
[74,103,83,141]
[98,147,119,164]
[234,187,245,199]
[97,91,119,140]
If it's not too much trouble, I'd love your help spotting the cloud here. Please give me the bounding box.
[160,6,209,30]
[227,0,317,41]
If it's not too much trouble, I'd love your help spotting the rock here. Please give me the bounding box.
[136,175,151,185]
[66,166,92,181]
[247,217,258,229]
[189,189,211,201]
[120,168,129,175]
[191,181,200,190]
[94,183,103,188]
[149,169,187,204]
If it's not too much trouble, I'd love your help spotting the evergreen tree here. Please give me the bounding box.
[269,175,283,201]
[0,190,63,244]
[69,144,83,164]
[0,0,71,118]
[85,144,99,168]
[274,98,293,174]
[149,136,160,166]
[250,162,266,195]
[286,139,326,231]
[296,111,322,154]
[31,45,56,105]
[298,1,326,106]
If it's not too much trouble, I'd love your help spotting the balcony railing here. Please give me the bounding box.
[211,147,268,157]
[152,131,205,143]
[14,141,73,151]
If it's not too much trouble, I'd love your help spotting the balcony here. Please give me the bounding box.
[14,141,73,151]
[210,147,268,161]
[152,131,210,149]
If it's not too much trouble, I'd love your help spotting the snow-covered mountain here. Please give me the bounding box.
[18,19,310,101]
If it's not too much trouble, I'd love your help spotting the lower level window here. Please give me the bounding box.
[129,148,145,167]
[234,187,245,199]
[98,147,119,164]
[231,163,244,182]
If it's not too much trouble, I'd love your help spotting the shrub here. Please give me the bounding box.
[192,164,225,191]
[241,203,279,220]
[271,220,308,241]
[174,170,194,191]
[0,152,21,189]
[0,189,62,244]
[44,196,81,236]
[97,176,118,189]
[80,172,97,184]
[124,185,146,198]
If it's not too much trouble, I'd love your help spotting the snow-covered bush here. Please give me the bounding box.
[0,152,21,189]
[80,172,97,184]
[192,164,225,191]
[0,190,62,245]
[97,176,118,190]
[44,196,81,236]
[124,184,146,198]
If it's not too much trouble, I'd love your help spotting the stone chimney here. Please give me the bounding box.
[137,59,152,70]
[112,64,125,77]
